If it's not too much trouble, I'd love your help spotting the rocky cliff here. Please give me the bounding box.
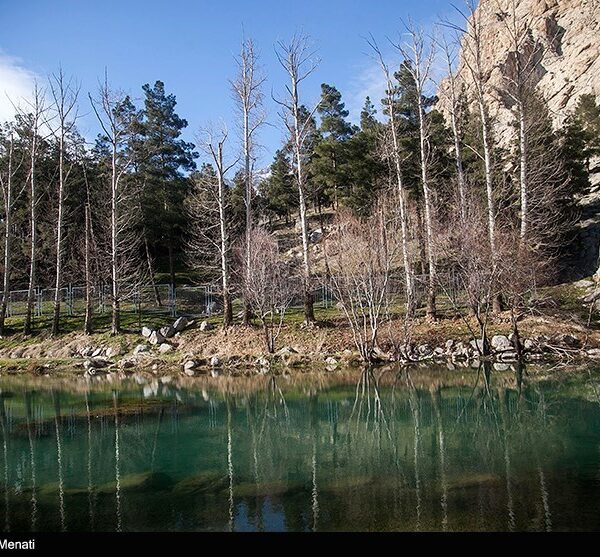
[439,0,599,131]
[439,0,600,278]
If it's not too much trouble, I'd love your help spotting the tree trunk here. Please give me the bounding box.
[450,104,466,222]
[445,57,467,222]
[217,148,232,328]
[111,142,120,336]
[389,114,415,317]
[293,114,315,325]
[24,144,37,336]
[0,224,10,334]
[476,91,503,315]
[0,140,14,336]
[144,235,162,306]
[518,100,528,245]
[51,134,65,336]
[84,204,93,335]
[416,88,437,320]
[168,242,176,289]
[222,287,233,328]
[243,108,252,326]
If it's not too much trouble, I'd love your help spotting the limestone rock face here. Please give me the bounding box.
[438,0,600,277]
[438,0,600,136]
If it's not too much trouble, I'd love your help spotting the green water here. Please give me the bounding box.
[0,365,599,532]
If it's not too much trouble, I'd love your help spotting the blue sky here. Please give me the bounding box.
[0,0,461,167]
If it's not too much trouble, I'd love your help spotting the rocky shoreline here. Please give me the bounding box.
[1,309,598,379]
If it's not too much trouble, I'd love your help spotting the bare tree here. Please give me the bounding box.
[244,226,294,353]
[437,33,467,222]
[368,37,415,317]
[395,22,438,319]
[231,37,266,325]
[80,157,99,335]
[274,34,320,325]
[0,124,25,335]
[21,83,48,335]
[324,202,401,363]
[447,1,501,312]
[442,200,499,357]
[89,75,144,335]
[48,68,80,335]
[193,125,237,327]
[494,0,560,248]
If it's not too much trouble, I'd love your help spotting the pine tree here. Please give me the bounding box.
[135,81,197,287]
[344,97,384,216]
[260,149,296,224]
[312,84,355,211]
[229,169,247,239]
[572,94,600,168]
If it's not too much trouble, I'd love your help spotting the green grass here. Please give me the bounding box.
[1,311,175,339]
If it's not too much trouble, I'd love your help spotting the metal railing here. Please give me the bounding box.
[2,272,462,321]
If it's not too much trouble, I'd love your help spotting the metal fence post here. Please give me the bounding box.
[170,285,177,317]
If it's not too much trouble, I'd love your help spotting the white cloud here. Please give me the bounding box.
[346,61,389,125]
[0,51,39,122]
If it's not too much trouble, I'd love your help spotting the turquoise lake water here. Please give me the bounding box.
[0,364,599,532]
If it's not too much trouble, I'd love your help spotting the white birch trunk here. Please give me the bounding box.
[518,101,528,244]
[217,143,232,327]
[24,131,38,335]
[51,131,65,334]
[111,138,120,335]
[415,64,437,319]
[0,136,14,335]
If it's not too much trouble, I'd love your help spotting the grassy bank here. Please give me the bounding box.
[0,281,599,377]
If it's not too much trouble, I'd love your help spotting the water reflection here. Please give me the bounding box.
[0,364,598,532]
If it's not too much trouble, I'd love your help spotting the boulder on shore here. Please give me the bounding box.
[160,325,176,339]
[148,330,165,345]
[199,320,213,332]
[158,343,174,354]
[133,344,149,356]
[173,316,189,332]
[491,335,512,352]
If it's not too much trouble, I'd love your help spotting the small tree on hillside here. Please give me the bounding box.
[324,201,402,363]
[244,226,294,353]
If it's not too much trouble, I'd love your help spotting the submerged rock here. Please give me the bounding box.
[97,472,174,494]
[173,473,228,496]
[233,480,306,498]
